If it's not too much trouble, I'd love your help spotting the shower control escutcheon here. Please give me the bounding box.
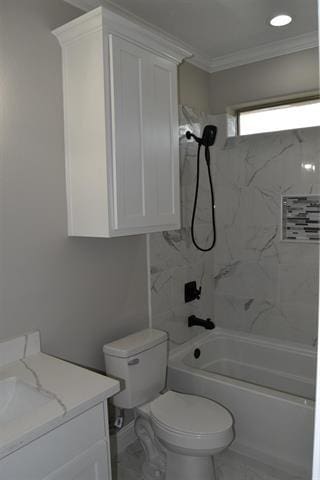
[185,281,202,303]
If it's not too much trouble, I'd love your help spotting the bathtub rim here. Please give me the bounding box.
[168,327,316,407]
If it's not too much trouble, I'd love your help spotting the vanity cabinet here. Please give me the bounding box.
[54,7,189,237]
[44,441,109,480]
[0,403,112,480]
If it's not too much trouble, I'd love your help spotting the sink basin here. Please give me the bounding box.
[0,377,52,426]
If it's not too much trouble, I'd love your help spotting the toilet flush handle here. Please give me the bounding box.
[128,358,140,366]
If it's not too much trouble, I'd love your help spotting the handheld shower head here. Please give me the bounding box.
[202,125,217,147]
[186,125,217,147]
[185,124,218,252]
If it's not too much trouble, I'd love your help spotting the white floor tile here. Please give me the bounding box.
[112,441,308,480]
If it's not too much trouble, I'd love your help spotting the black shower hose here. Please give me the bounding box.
[191,143,216,252]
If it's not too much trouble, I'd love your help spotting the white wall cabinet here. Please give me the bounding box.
[0,404,112,480]
[54,7,189,237]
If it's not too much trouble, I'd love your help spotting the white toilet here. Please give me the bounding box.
[103,329,233,480]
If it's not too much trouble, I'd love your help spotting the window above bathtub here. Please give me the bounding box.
[237,96,320,136]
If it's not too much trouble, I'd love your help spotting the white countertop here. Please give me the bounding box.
[0,332,119,460]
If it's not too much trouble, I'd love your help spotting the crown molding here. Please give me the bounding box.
[64,0,100,10]
[186,53,212,72]
[54,7,191,63]
[64,0,99,10]
[63,0,194,63]
[208,31,319,73]
[63,1,318,74]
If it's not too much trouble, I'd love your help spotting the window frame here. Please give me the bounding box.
[236,95,320,136]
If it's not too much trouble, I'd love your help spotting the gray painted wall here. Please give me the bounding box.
[0,0,149,370]
[178,62,211,113]
[210,48,319,114]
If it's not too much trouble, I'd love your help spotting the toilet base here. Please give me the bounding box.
[165,451,216,480]
[135,416,166,480]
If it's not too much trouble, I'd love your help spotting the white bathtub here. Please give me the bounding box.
[168,328,315,475]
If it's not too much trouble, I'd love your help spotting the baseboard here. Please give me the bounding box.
[110,420,137,457]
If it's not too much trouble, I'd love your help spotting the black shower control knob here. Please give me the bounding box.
[185,281,202,303]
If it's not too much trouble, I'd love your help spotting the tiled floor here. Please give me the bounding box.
[111,441,308,480]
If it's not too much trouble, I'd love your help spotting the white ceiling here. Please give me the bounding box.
[65,0,319,72]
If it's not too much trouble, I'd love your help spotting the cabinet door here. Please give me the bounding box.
[146,54,180,230]
[44,441,110,480]
[0,404,108,480]
[109,34,180,234]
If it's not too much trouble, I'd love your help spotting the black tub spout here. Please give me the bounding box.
[188,315,215,330]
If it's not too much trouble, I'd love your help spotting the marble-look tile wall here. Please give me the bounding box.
[148,106,219,346]
[149,106,320,347]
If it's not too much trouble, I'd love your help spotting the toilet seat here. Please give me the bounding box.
[150,391,233,453]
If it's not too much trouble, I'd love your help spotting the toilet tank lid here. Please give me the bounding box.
[103,329,168,358]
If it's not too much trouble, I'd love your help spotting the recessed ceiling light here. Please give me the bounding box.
[269,14,293,27]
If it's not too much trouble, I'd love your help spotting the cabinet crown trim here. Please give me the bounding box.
[53,6,191,64]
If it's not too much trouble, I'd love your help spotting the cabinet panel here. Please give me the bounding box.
[0,405,107,480]
[109,34,180,233]
[150,58,179,225]
[61,29,109,236]
[109,35,147,230]
[44,441,110,480]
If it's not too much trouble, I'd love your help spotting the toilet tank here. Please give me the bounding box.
[103,329,168,408]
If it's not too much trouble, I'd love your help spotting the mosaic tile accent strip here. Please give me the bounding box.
[282,195,320,242]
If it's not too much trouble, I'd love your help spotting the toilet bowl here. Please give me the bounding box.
[103,329,234,480]
[136,390,233,480]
